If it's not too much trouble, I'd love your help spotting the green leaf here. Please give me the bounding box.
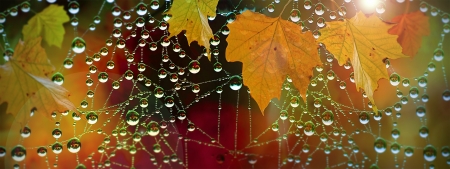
[22,5,69,48]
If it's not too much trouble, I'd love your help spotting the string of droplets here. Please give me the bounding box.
[0,0,450,169]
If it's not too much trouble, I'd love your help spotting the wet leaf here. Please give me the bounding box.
[0,37,75,123]
[226,11,321,115]
[318,12,409,113]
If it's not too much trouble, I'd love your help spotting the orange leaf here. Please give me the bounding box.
[226,11,321,115]
[0,37,75,124]
[388,10,430,57]
[318,12,409,113]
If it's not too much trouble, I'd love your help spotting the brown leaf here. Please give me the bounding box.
[388,10,430,57]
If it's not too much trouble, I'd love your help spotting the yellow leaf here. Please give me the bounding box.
[318,12,409,113]
[165,0,218,60]
[226,11,321,115]
[22,5,69,48]
[0,37,75,123]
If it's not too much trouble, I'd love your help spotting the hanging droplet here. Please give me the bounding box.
[71,17,79,26]
[93,16,101,24]
[154,87,164,98]
[402,78,410,87]
[423,145,437,162]
[160,35,170,47]
[37,147,47,157]
[164,96,175,108]
[303,121,315,136]
[136,2,148,15]
[67,138,81,153]
[338,6,347,16]
[52,72,64,85]
[374,138,387,153]
[229,75,243,90]
[226,12,236,23]
[125,70,134,80]
[409,87,419,98]
[418,76,427,88]
[126,110,140,126]
[391,128,400,139]
[290,96,300,107]
[68,1,80,15]
[150,0,159,10]
[71,37,86,54]
[86,112,98,124]
[52,128,62,139]
[187,123,196,132]
[11,145,26,162]
[188,60,201,74]
[419,126,429,138]
[135,17,145,27]
[20,126,31,138]
[271,123,279,131]
[419,2,428,13]
[20,2,31,13]
[443,90,450,101]
[290,9,301,22]
[52,142,63,154]
[390,142,401,154]
[359,112,370,124]
[159,21,168,30]
[433,48,444,61]
[267,4,275,13]
[315,3,325,15]
[221,26,230,35]
[111,6,121,16]
[304,0,312,10]
[279,110,288,120]
[416,106,426,117]
[404,147,414,157]
[98,72,108,83]
[163,14,172,21]
[389,73,401,86]
[321,110,334,125]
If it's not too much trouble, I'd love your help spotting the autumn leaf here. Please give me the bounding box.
[318,12,409,113]
[0,37,75,123]
[388,10,430,57]
[165,0,218,60]
[22,5,69,48]
[226,11,321,115]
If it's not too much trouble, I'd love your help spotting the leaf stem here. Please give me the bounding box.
[403,0,411,15]
[279,0,293,18]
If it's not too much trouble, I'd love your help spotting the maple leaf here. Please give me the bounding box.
[0,37,75,123]
[388,10,430,57]
[226,11,321,115]
[22,5,70,48]
[165,0,218,60]
[318,12,409,113]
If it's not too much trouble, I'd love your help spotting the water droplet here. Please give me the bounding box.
[11,145,26,162]
[424,145,437,162]
[52,72,64,85]
[290,9,301,22]
[229,75,243,90]
[67,138,81,153]
[71,37,86,54]
[52,142,63,154]
[68,1,80,14]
